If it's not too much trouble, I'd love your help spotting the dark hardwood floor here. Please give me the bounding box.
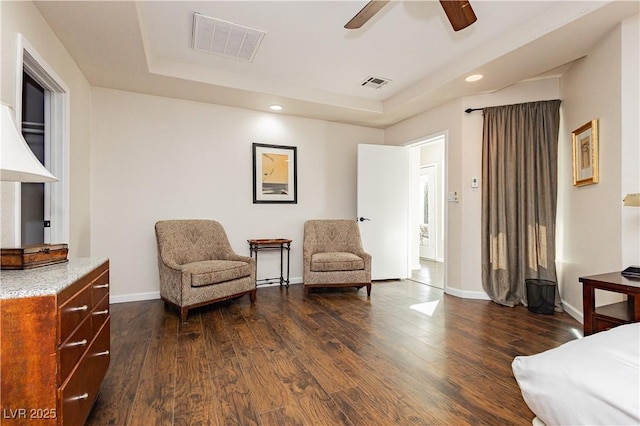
[87,280,581,425]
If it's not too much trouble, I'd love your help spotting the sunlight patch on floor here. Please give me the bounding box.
[570,327,583,339]
[410,300,440,316]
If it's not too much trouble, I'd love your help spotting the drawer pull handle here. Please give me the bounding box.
[66,393,89,402]
[68,305,89,312]
[93,309,109,315]
[93,283,109,289]
[64,339,88,348]
[94,350,110,357]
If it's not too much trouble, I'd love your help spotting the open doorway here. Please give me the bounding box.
[407,134,446,289]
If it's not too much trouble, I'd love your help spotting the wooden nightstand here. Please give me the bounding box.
[580,272,640,335]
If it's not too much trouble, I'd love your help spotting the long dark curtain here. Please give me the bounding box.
[481,99,562,309]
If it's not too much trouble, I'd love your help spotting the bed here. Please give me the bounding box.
[512,322,640,426]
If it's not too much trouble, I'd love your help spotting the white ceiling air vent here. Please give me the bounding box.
[361,76,391,89]
[192,13,266,62]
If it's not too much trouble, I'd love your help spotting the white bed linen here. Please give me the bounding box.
[512,322,640,426]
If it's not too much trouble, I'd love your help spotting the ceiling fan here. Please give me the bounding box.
[345,0,477,32]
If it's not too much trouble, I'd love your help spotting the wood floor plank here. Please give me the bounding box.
[86,301,160,425]
[127,374,175,426]
[331,386,431,426]
[304,306,464,424]
[209,357,260,426]
[173,321,218,425]
[261,305,359,394]
[258,405,307,426]
[140,308,178,379]
[295,390,353,425]
[87,280,581,425]
[225,321,292,413]
[201,309,237,368]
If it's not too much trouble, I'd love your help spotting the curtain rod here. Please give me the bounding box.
[465,108,482,113]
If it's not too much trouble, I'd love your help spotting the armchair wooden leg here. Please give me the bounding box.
[249,289,257,305]
[366,284,371,297]
[180,307,189,323]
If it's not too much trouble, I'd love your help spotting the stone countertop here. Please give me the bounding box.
[0,257,109,299]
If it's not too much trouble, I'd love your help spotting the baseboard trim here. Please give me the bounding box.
[561,300,583,324]
[110,291,160,304]
[445,286,491,300]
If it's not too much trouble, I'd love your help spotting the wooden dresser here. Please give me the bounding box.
[0,258,110,425]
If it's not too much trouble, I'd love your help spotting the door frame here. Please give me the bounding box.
[419,163,438,261]
[404,131,448,289]
[14,34,69,246]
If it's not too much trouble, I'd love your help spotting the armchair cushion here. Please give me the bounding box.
[310,252,365,272]
[183,260,253,287]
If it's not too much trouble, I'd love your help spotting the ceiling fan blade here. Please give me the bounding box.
[439,0,477,32]
[344,0,390,29]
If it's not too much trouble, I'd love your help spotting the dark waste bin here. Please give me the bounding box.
[525,279,556,315]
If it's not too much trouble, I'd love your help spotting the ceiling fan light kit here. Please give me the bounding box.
[344,0,477,32]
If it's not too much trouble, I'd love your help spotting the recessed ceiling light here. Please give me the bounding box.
[269,104,283,111]
[465,74,484,82]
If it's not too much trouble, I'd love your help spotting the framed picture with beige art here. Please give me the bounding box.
[252,143,297,203]
[572,119,599,186]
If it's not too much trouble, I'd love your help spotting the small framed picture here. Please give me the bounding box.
[252,143,297,204]
[571,119,599,186]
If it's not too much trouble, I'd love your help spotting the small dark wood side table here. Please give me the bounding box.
[248,239,292,288]
[580,272,640,335]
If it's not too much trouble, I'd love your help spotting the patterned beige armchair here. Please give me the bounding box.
[155,220,256,322]
[303,220,371,297]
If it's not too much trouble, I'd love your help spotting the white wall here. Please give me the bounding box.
[558,17,640,320]
[385,79,560,299]
[385,100,467,296]
[0,1,92,256]
[621,14,640,270]
[90,88,383,301]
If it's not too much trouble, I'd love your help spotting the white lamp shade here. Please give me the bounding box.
[1,104,57,182]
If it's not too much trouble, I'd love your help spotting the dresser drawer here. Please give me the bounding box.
[91,270,109,306]
[59,318,110,426]
[91,294,110,335]
[59,284,93,340]
[59,315,93,383]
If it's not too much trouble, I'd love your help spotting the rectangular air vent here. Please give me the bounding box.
[361,76,391,89]
[192,13,266,62]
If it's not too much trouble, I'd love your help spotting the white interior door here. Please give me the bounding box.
[357,144,409,280]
